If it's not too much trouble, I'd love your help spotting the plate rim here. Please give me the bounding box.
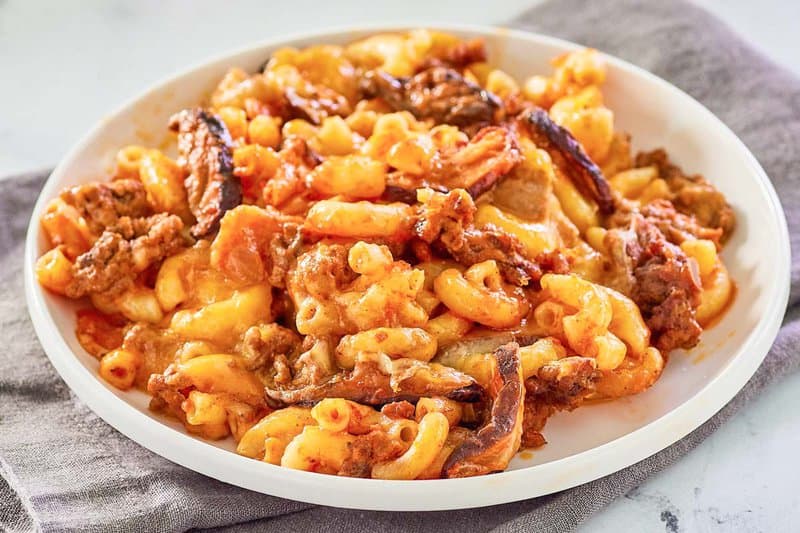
[23,23,792,511]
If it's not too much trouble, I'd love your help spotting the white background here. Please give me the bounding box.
[2,1,799,530]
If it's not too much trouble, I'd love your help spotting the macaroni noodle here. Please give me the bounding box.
[35,30,737,480]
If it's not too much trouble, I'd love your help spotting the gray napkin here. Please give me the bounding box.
[2,0,798,531]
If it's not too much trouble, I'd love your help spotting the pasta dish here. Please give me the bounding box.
[35,30,735,479]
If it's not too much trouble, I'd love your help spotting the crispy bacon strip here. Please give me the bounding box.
[443,343,525,477]
[169,108,241,237]
[520,108,614,214]
[265,356,483,406]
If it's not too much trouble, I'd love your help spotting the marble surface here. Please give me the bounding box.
[3,1,799,531]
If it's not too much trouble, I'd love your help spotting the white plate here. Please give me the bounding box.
[24,24,790,511]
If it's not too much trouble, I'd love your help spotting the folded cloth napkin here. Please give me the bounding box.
[2,0,798,531]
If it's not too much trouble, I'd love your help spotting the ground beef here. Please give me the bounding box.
[241,323,302,371]
[413,189,565,286]
[635,149,735,241]
[434,126,522,198]
[521,356,598,448]
[288,243,358,300]
[128,213,186,271]
[521,401,553,449]
[272,354,293,385]
[263,137,321,210]
[646,291,702,353]
[445,228,547,286]
[610,199,723,248]
[525,356,598,410]
[380,400,416,420]
[147,373,189,418]
[266,221,304,289]
[338,430,406,478]
[413,189,475,246]
[60,179,149,235]
[66,213,186,298]
[605,214,703,351]
[66,231,135,298]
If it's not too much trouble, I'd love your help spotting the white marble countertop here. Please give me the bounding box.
[3,1,798,531]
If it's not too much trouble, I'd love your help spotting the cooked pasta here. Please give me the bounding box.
[36,29,736,479]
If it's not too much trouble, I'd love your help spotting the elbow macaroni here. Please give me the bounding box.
[551,167,600,233]
[537,274,630,370]
[138,150,191,221]
[99,349,141,390]
[371,412,449,480]
[336,327,437,369]
[424,311,474,347]
[305,200,413,240]
[474,204,558,257]
[170,285,272,344]
[434,261,529,329]
[308,155,387,198]
[36,30,737,481]
[281,426,356,474]
[682,239,733,325]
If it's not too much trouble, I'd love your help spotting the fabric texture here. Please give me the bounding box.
[2,0,799,531]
